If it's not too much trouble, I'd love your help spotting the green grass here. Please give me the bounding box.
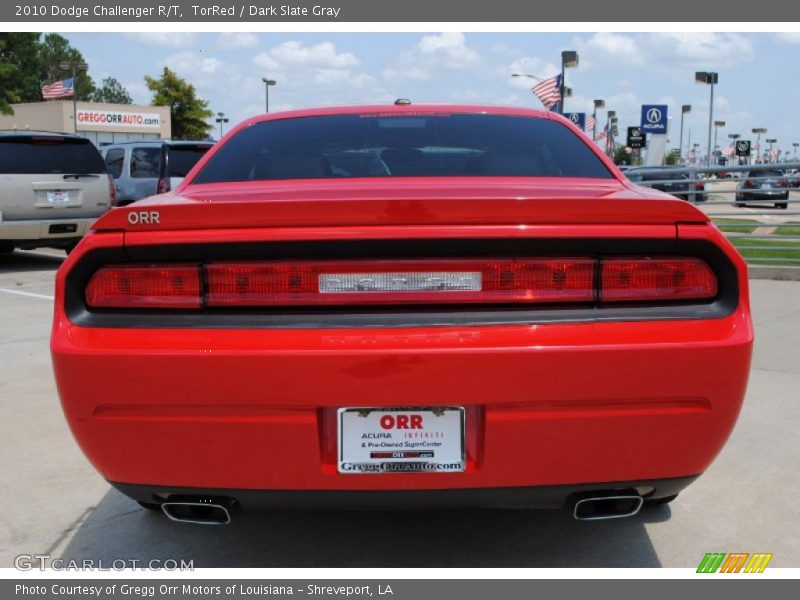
[730,237,800,265]
[712,218,760,234]
[774,223,800,236]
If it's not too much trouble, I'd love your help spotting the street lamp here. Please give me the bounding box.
[215,112,229,139]
[713,120,726,164]
[793,142,799,160]
[605,110,616,156]
[59,61,88,134]
[559,50,579,114]
[679,105,691,162]
[261,77,277,113]
[592,99,604,141]
[752,128,767,164]
[728,133,741,164]
[695,71,719,166]
[766,138,777,162]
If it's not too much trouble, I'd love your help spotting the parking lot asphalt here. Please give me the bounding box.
[0,248,798,568]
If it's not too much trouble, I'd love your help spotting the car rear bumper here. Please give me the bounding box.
[112,475,698,510]
[0,216,96,242]
[52,310,752,494]
[737,191,789,200]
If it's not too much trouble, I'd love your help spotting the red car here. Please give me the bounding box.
[51,104,753,524]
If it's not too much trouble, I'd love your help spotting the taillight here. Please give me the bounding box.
[744,179,755,188]
[156,178,170,194]
[694,181,704,190]
[205,259,596,306]
[778,179,789,188]
[107,174,118,206]
[82,257,719,310]
[85,264,201,309]
[600,258,717,303]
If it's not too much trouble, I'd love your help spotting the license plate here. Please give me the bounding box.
[47,191,70,205]
[337,407,465,474]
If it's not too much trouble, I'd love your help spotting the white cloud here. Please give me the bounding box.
[643,33,754,69]
[124,33,198,48]
[384,33,481,82]
[165,51,223,76]
[253,41,360,71]
[218,33,259,50]
[774,32,800,45]
[575,33,645,69]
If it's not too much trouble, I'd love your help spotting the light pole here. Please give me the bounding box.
[752,128,767,164]
[605,110,616,156]
[728,133,740,165]
[592,99,604,141]
[58,60,88,134]
[559,50,579,115]
[693,143,700,166]
[695,71,718,166]
[793,142,799,160]
[261,77,276,113]
[679,104,691,163]
[766,138,777,162]
[215,112,229,139]
[713,120,725,164]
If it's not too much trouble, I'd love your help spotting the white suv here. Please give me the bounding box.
[0,131,113,253]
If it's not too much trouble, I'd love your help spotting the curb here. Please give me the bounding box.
[748,265,800,281]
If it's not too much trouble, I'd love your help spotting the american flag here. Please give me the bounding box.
[585,116,596,135]
[41,78,74,100]
[531,75,561,111]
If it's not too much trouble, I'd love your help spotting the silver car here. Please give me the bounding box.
[101,140,213,206]
[0,131,113,253]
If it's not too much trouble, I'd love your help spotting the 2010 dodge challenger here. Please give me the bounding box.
[51,104,753,524]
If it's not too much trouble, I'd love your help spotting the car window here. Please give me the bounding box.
[193,114,614,183]
[130,147,163,179]
[0,135,106,174]
[167,145,211,177]
[104,148,125,179]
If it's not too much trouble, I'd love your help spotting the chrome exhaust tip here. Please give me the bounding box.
[161,499,233,525]
[573,494,644,521]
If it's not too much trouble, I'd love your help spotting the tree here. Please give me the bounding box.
[0,33,43,114]
[39,33,95,101]
[613,146,632,166]
[145,67,213,140]
[91,77,133,104]
[664,149,681,166]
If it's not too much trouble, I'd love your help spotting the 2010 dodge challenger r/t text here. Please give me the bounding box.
[51,104,753,524]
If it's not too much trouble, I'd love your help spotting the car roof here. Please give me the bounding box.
[0,129,90,140]
[102,140,214,147]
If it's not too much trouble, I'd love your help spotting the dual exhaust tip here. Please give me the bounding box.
[573,494,644,521]
[160,498,234,525]
[155,492,645,525]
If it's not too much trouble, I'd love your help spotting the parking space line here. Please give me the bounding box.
[0,288,54,300]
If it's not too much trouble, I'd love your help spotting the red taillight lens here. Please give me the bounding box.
[107,174,117,206]
[694,181,704,190]
[156,178,170,194]
[600,258,717,303]
[205,259,597,307]
[85,264,201,309]
[744,179,755,187]
[778,179,789,188]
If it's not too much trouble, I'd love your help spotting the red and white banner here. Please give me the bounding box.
[76,109,162,129]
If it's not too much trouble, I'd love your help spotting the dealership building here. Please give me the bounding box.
[0,101,171,145]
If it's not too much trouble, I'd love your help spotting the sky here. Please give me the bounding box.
[65,31,800,155]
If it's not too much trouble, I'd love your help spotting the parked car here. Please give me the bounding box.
[52,105,752,523]
[0,131,113,254]
[735,169,790,208]
[625,167,707,202]
[101,140,213,206]
[785,170,800,189]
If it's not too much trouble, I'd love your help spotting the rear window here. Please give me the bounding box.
[130,147,163,179]
[749,170,783,178]
[193,113,613,184]
[0,136,106,175]
[167,145,211,177]
[104,148,125,179]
